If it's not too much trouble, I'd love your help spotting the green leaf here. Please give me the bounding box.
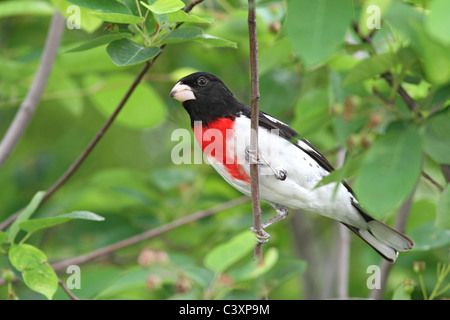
[204,230,255,274]
[0,1,53,19]
[19,211,105,234]
[106,39,160,66]
[422,108,450,164]
[285,0,353,67]
[425,0,450,45]
[293,87,330,135]
[88,11,144,24]
[67,0,131,14]
[167,11,213,24]
[162,26,203,44]
[392,281,415,300]
[385,1,450,85]
[384,1,424,41]
[195,34,238,48]
[412,26,450,86]
[8,191,46,244]
[436,186,450,230]
[408,222,450,251]
[84,73,166,129]
[140,0,185,15]
[0,231,7,245]
[150,168,196,191]
[9,244,58,300]
[66,34,123,53]
[343,53,394,86]
[264,259,307,289]
[67,0,143,24]
[354,123,423,217]
[316,153,364,189]
[249,247,279,279]
[259,69,301,116]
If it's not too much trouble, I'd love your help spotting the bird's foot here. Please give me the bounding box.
[250,226,270,244]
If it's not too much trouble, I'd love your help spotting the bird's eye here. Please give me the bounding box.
[197,77,208,86]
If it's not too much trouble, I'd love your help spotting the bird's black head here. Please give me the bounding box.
[170,72,246,126]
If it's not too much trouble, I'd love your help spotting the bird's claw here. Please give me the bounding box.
[250,227,270,244]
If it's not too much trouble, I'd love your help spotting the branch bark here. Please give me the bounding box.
[0,11,65,169]
[247,0,263,262]
[248,0,268,301]
[58,278,80,300]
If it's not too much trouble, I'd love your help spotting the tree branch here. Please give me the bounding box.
[58,278,80,300]
[0,11,65,169]
[422,171,444,192]
[184,0,205,13]
[247,0,264,261]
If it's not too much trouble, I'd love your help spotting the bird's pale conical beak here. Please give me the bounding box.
[169,82,196,102]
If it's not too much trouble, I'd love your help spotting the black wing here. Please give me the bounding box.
[257,111,356,197]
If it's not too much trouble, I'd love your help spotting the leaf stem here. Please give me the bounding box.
[428,263,450,300]
[418,273,428,300]
[18,232,32,245]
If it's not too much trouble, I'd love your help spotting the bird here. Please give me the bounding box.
[169,71,414,263]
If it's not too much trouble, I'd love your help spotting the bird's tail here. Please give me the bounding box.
[344,204,415,263]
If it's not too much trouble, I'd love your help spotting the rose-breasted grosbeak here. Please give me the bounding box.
[170,72,414,262]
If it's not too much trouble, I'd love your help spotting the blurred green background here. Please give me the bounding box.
[0,0,448,300]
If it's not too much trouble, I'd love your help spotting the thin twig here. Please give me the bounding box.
[184,0,205,13]
[380,72,421,116]
[58,279,80,300]
[248,0,267,301]
[421,171,444,192]
[134,0,145,29]
[247,0,263,261]
[0,12,65,169]
[51,197,249,271]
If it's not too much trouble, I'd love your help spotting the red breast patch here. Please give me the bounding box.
[193,117,250,184]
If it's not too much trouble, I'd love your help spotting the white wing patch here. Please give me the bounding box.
[297,140,321,157]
